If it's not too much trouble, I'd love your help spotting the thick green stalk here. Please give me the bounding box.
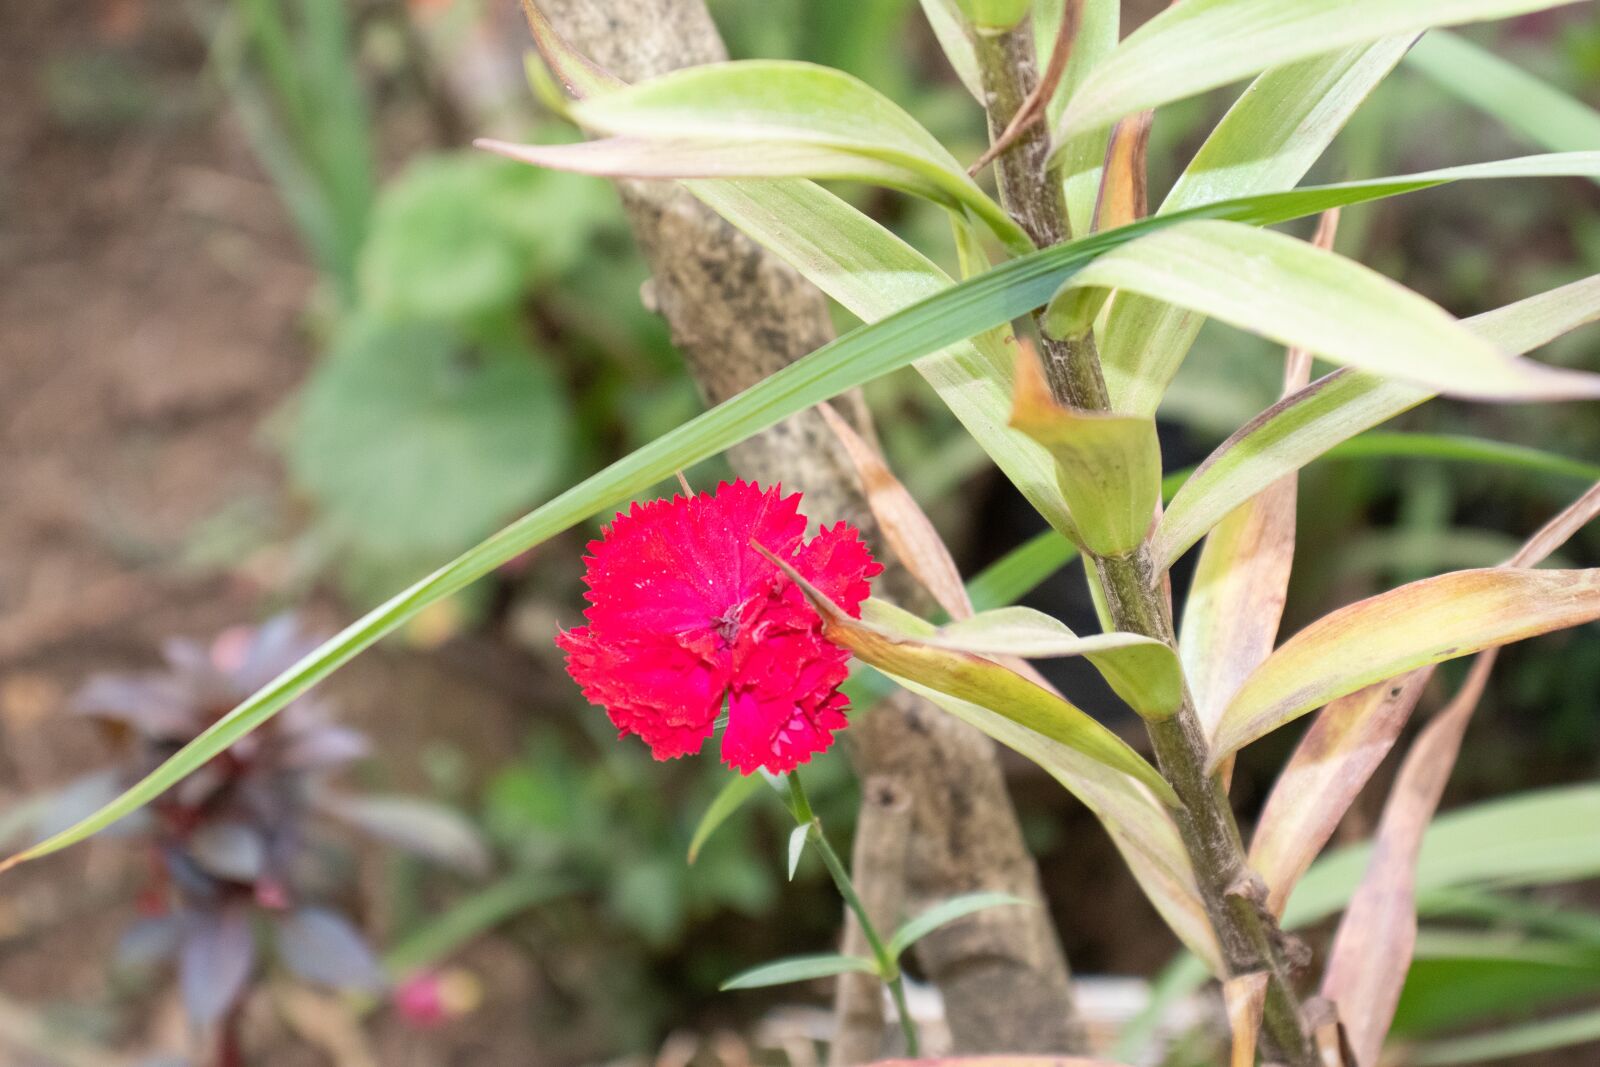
[787,772,920,1057]
[971,19,1317,1066]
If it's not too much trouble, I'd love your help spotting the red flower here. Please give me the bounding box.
[558,480,881,774]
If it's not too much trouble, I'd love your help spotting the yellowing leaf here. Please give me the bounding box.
[887,675,1221,972]
[921,606,1182,719]
[817,403,973,621]
[1211,568,1600,765]
[757,550,1176,802]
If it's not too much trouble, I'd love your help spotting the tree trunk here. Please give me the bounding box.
[530,0,1085,1053]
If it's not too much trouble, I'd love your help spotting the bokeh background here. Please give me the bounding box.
[2,0,1598,1064]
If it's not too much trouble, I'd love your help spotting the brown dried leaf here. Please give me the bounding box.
[817,402,973,621]
[1317,481,1600,1063]
[1250,478,1600,915]
[1091,110,1153,233]
[1320,651,1496,1067]
[1250,667,1433,917]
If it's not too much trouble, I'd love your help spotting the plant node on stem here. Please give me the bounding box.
[970,19,1318,1067]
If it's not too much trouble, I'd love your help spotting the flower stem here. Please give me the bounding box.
[786,771,919,1057]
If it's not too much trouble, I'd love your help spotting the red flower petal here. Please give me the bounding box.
[558,481,880,773]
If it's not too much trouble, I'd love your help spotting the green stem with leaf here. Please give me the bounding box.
[786,771,919,1057]
[971,19,1317,1066]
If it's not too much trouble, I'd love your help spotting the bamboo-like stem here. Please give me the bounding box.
[787,772,920,1057]
[972,26,1108,413]
[970,20,1317,1067]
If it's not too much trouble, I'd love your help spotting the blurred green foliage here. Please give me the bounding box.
[210,0,1600,1057]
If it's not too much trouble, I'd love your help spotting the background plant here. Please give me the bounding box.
[9,2,1600,1067]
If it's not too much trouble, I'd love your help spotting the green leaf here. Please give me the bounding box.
[1326,433,1600,484]
[1211,568,1600,765]
[557,60,1031,252]
[358,153,608,322]
[680,178,1080,544]
[1100,39,1412,414]
[688,772,766,865]
[1157,274,1600,566]
[1290,784,1600,929]
[1053,0,1584,141]
[955,0,1032,31]
[965,466,1196,613]
[14,150,1600,870]
[887,892,1030,959]
[1058,220,1600,403]
[905,605,1182,719]
[786,824,808,881]
[1406,30,1600,159]
[288,316,572,570]
[720,952,879,991]
[1407,1008,1600,1066]
[1132,783,1600,1060]
[1010,351,1162,557]
[1396,929,1600,1040]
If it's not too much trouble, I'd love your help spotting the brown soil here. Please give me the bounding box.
[0,3,551,1063]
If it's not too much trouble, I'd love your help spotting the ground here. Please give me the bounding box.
[0,4,553,1063]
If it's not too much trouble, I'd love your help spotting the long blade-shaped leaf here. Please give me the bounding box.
[688,772,766,864]
[721,953,879,990]
[1159,273,1600,566]
[908,605,1182,719]
[917,0,984,100]
[1254,480,1600,915]
[1320,652,1497,1065]
[888,674,1222,972]
[1179,213,1336,739]
[761,554,1175,800]
[14,152,1600,869]
[563,61,1030,251]
[1249,668,1435,917]
[887,892,1029,959]
[1053,0,1583,141]
[1406,30,1600,159]
[1407,1008,1600,1066]
[1318,480,1600,1062]
[1101,38,1412,414]
[1042,0,1121,234]
[681,180,1081,544]
[1057,220,1600,403]
[1210,568,1600,765]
